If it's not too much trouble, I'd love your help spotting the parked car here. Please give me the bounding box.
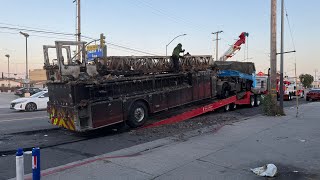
[14,87,42,97]
[306,89,320,101]
[10,90,49,111]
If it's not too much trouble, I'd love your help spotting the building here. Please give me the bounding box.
[312,81,320,88]
[0,78,22,92]
[29,69,47,88]
[29,69,46,81]
[0,78,21,87]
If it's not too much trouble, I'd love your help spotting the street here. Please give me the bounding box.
[0,93,311,179]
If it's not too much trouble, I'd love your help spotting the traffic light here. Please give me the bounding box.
[100,33,106,47]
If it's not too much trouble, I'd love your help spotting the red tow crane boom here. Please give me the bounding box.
[219,32,249,61]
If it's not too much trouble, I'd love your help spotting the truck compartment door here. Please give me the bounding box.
[91,101,123,128]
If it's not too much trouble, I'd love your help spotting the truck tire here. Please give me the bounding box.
[127,101,148,128]
[306,97,310,101]
[254,95,261,107]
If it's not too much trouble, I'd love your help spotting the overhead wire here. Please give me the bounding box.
[284,4,296,51]
[107,42,159,56]
[0,23,160,56]
[0,25,75,37]
[284,2,297,78]
[133,0,211,34]
[0,22,73,35]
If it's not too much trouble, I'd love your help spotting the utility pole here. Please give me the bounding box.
[279,0,285,110]
[212,31,223,61]
[76,0,81,60]
[270,0,278,104]
[315,69,318,81]
[295,62,299,117]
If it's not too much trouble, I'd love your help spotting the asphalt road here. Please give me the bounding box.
[0,96,311,179]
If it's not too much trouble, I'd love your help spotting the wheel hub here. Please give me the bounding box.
[134,107,145,122]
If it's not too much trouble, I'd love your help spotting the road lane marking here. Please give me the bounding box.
[0,112,46,117]
[0,116,48,123]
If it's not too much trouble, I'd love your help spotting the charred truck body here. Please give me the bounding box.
[44,41,256,132]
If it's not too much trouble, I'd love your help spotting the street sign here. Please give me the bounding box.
[87,45,103,61]
[86,45,99,51]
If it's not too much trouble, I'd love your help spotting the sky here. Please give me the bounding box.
[0,0,319,79]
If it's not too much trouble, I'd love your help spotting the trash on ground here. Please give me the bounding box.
[1,154,6,157]
[44,134,48,137]
[251,164,277,177]
[293,170,299,173]
[24,151,32,155]
[299,139,306,142]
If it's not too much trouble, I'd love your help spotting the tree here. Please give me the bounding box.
[299,74,314,88]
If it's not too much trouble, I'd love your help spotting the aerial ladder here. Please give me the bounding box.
[219,32,249,61]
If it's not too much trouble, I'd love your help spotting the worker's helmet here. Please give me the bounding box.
[178,43,182,46]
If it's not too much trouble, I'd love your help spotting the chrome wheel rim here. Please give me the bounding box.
[28,103,36,111]
[134,107,145,122]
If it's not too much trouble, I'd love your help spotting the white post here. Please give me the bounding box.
[16,148,24,180]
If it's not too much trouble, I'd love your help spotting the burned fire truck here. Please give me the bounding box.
[44,41,259,132]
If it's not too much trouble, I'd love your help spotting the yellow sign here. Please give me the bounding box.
[86,45,99,51]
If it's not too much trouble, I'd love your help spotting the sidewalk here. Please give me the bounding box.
[27,103,320,180]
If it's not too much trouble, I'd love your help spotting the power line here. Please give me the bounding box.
[107,42,159,56]
[0,30,75,40]
[284,3,296,51]
[0,22,73,35]
[133,0,210,34]
[0,23,160,56]
[0,25,75,37]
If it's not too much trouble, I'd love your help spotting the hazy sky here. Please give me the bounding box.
[0,0,319,78]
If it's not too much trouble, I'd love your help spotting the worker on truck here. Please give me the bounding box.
[172,43,185,72]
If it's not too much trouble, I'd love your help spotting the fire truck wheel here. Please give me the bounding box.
[127,101,148,128]
[254,95,261,107]
[25,102,37,112]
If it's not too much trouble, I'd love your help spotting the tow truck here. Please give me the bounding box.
[43,40,261,132]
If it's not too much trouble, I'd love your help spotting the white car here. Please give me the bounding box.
[10,90,49,112]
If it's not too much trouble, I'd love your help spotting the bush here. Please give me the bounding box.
[262,94,285,116]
